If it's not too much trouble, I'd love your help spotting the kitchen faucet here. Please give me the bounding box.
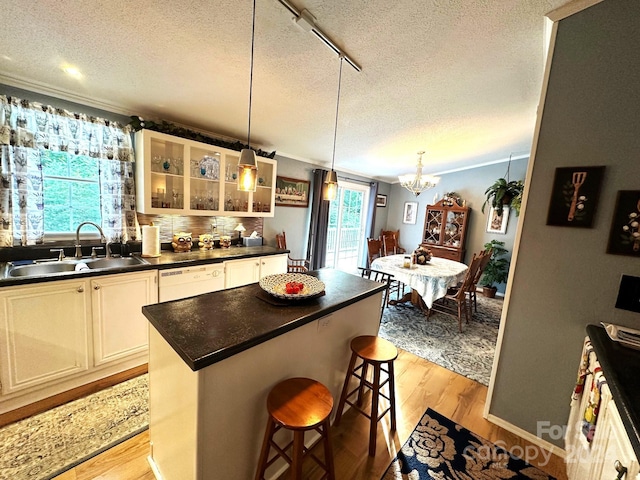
[75,221,111,259]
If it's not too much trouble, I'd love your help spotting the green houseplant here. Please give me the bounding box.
[481,178,524,216]
[480,240,509,298]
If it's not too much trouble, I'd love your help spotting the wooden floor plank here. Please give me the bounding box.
[53,349,567,480]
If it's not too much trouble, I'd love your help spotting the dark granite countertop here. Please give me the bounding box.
[587,324,640,459]
[0,246,287,287]
[142,269,386,372]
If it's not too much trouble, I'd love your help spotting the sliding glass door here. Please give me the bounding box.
[325,181,370,273]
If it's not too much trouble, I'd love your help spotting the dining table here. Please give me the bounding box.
[371,254,468,311]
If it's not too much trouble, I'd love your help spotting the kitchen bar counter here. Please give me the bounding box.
[143,268,385,370]
[586,324,640,459]
[0,245,286,287]
[145,269,386,480]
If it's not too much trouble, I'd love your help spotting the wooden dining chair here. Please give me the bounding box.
[427,253,483,332]
[380,230,406,254]
[468,248,492,313]
[357,267,395,321]
[381,234,403,256]
[275,231,310,273]
[366,238,383,267]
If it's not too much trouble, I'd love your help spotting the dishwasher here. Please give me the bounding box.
[159,263,225,302]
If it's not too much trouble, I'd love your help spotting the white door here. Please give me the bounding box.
[0,280,91,394]
[91,270,158,366]
[325,180,370,273]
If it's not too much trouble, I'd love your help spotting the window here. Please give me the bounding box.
[42,151,101,236]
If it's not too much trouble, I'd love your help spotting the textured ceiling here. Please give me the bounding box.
[0,0,569,183]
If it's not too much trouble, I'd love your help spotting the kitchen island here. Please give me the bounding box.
[142,268,386,480]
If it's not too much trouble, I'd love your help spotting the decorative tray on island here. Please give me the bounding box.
[259,273,325,300]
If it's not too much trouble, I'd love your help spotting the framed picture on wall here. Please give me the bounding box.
[403,201,418,224]
[546,166,605,227]
[607,190,640,256]
[376,194,387,207]
[486,206,509,234]
[275,176,310,207]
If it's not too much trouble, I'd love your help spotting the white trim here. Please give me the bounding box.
[147,455,164,480]
[485,413,567,460]
[546,0,604,22]
[484,19,559,416]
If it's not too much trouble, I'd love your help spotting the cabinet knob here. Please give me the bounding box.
[614,460,627,479]
[94,285,101,290]
[77,286,84,293]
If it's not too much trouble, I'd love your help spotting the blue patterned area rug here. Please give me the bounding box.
[382,408,556,480]
[0,374,148,480]
[378,294,503,386]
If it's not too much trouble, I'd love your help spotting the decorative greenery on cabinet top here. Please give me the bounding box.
[128,116,277,159]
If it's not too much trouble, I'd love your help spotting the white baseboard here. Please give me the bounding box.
[148,455,164,480]
[485,413,567,460]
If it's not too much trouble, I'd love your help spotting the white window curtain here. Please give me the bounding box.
[0,95,139,246]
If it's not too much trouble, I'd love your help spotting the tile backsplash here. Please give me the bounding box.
[136,214,263,244]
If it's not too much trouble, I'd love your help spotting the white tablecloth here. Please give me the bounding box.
[371,255,468,308]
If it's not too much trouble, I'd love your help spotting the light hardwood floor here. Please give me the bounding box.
[53,349,567,480]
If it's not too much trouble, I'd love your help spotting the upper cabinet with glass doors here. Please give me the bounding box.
[135,130,276,217]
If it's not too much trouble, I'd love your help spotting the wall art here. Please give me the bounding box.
[403,201,418,224]
[275,176,310,207]
[546,166,605,227]
[376,194,387,207]
[607,190,640,256]
[486,206,509,234]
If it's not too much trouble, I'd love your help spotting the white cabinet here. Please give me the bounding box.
[135,130,277,217]
[0,270,158,413]
[592,401,639,480]
[0,279,91,394]
[566,339,640,480]
[224,254,287,289]
[91,270,158,366]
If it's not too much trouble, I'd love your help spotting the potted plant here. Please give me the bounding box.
[481,178,524,216]
[480,240,509,298]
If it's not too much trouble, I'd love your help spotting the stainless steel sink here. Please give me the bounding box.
[8,262,79,277]
[7,256,147,278]
[85,257,146,269]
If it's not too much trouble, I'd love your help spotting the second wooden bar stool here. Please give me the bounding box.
[255,377,335,480]
[334,335,398,456]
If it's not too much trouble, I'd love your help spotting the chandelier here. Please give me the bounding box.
[398,151,440,196]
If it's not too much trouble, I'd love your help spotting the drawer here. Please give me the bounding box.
[430,246,462,262]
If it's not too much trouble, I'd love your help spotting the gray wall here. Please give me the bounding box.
[387,159,528,294]
[488,0,640,446]
[263,157,392,262]
[262,154,314,258]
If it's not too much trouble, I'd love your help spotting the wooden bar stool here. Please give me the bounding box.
[334,335,398,456]
[255,377,335,480]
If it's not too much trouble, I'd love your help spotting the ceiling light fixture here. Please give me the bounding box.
[324,56,345,202]
[398,151,440,196]
[62,65,82,78]
[238,0,258,193]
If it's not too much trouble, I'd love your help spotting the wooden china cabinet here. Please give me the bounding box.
[420,199,470,262]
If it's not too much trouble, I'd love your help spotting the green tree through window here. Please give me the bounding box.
[42,151,101,234]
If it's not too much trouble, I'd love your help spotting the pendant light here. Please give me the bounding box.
[323,56,345,201]
[238,0,258,192]
[398,151,440,196]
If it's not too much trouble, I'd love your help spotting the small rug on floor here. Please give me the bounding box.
[0,374,149,480]
[382,408,556,480]
[379,294,503,385]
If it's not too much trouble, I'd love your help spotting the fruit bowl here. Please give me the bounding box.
[259,273,325,300]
